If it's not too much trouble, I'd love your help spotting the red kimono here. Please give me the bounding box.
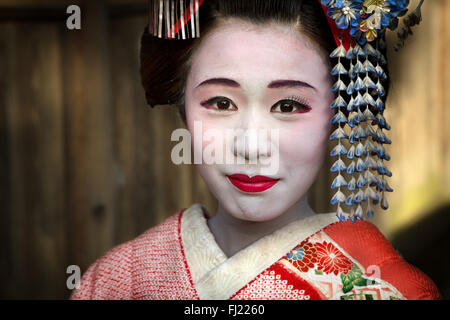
[70,204,440,300]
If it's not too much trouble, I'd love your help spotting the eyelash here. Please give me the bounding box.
[200,96,312,113]
[274,96,312,114]
[200,96,236,111]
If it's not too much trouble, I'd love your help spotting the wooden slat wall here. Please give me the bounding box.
[0,21,67,299]
[0,0,448,299]
[62,0,117,293]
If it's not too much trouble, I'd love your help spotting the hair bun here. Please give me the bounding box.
[140,26,193,107]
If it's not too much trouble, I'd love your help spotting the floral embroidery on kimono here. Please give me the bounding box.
[231,230,405,300]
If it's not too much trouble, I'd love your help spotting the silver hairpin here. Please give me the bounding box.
[148,0,202,39]
[158,0,163,38]
[170,0,175,39]
[190,0,195,38]
[164,0,170,38]
[195,0,200,37]
[180,0,186,39]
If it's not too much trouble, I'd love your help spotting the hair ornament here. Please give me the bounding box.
[321,0,425,222]
[148,0,204,39]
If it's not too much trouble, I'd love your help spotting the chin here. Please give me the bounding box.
[226,201,286,223]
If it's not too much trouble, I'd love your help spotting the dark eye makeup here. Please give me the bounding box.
[270,96,312,114]
[200,96,237,111]
[200,95,312,114]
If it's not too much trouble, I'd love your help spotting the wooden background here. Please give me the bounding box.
[0,0,449,299]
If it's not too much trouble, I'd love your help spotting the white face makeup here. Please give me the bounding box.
[184,19,334,222]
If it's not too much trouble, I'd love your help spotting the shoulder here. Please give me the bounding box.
[323,219,441,300]
[323,219,399,266]
[69,238,134,299]
[70,210,185,300]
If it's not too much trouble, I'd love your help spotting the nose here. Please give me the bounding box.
[231,111,273,163]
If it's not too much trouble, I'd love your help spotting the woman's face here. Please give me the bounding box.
[185,19,334,222]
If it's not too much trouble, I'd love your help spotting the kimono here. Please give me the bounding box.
[70,203,440,300]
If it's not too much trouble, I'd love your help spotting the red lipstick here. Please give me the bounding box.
[226,174,279,193]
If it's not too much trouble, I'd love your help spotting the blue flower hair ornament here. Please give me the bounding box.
[322,0,410,45]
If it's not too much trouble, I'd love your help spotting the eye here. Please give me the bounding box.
[271,98,312,114]
[200,96,237,111]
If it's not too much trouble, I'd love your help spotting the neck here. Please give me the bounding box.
[206,196,316,258]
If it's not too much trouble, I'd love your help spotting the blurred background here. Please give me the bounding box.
[0,0,449,299]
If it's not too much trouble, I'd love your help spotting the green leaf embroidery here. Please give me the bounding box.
[342,283,354,294]
[340,265,372,293]
[354,277,368,287]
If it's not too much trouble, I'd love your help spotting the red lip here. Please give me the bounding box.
[226,174,279,193]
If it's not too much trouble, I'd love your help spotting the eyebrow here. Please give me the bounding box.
[267,79,316,91]
[195,77,316,91]
[195,78,241,88]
